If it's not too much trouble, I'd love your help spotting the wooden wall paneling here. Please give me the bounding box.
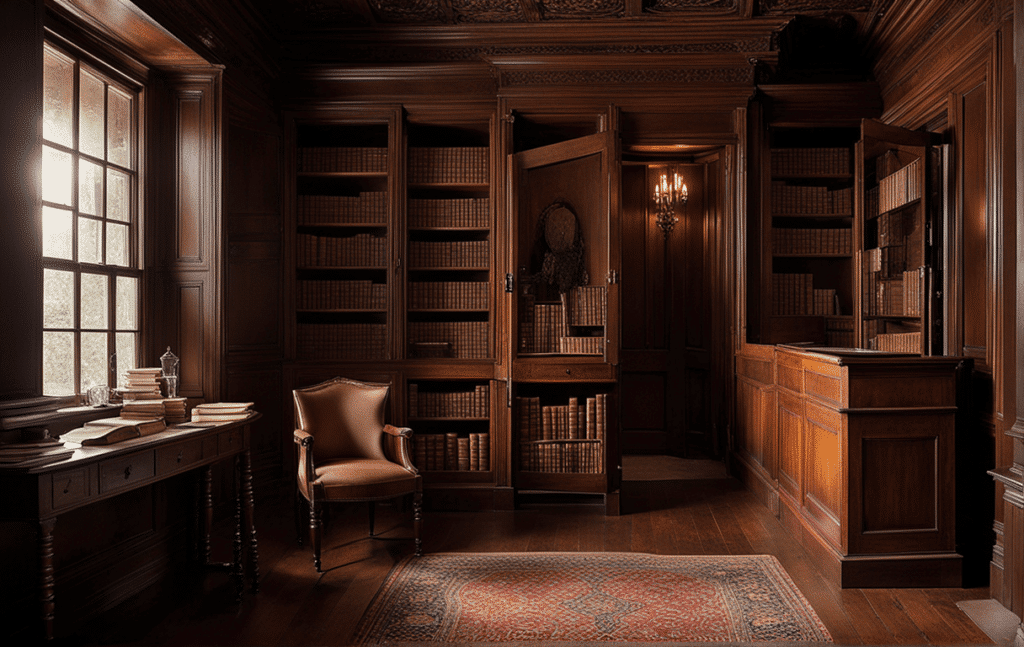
[802,400,844,552]
[1010,0,1024,629]
[777,389,803,501]
[0,0,43,401]
[226,362,283,486]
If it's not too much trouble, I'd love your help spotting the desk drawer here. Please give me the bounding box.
[99,451,155,493]
[156,439,204,475]
[52,468,89,509]
[218,429,243,455]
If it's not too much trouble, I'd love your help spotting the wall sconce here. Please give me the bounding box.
[653,169,687,238]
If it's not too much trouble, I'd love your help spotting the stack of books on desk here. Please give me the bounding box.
[162,398,188,424]
[190,402,253,423]
[122,400,166,419]
[60,416,167,446]
[0,437,75,468]
[118,367,163,400]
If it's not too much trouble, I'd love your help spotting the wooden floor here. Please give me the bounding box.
[73,469,998,646]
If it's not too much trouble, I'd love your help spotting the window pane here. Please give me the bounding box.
[115,332,137,385]
[78,217,103,265]
[79,159,104,216]
[79,68,105,159]
[80,273,108,329]
[81,332,108,390]
[42,206,73,260]
[107,168,130,222]
[108,86,132,168]
[42,145,73,207]
[43,269,74,328]
[43,331,75,396]
[116,276,138,330]
[106,222,129,266]
[43,45,74,148]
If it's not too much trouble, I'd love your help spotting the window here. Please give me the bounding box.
[41,41,141,397]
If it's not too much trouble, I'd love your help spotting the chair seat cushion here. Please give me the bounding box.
[314,458,417,500]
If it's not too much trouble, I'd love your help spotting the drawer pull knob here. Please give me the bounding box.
[177,450,184,463]
[63,480,71,494]
[565,368,571,375]
[124,465,132,479]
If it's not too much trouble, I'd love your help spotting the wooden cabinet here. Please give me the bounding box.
[506,113,621,513]
[733,344,965,587]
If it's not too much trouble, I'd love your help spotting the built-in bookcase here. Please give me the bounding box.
[294,121,391,360]
[406,122,492,360]
[857,120,940,354]
[408,379,492,474]
[763,126,858,346]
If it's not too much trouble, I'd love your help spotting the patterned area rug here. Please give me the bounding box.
[353,552,832,644]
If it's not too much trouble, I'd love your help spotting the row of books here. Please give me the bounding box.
[567,286,607,326]
[297,193,387,224]
[865,246,906,278]
[408,147,489,184]
[876,211,905,248]
[770,183,853,215]
[408,383,489,418]
[519,440,604,474]
[863,270,923,317]
[298,146,387,173]
[408,198,489,228]
[409,281,488,310]
[519,300,566,354]
[408,321,489,358]
[297,233,387,267]
[772,274,839,316]
[770,147,851,176]
[408,240,489,268]
[297,280,387,310]
[558,336,604,355]
[516,395,608,443]
[772,227,852,255]
[878,158,922,213]
[413,432,490,471]
[867,330,923,353]
[297,323,387,360]
[825,316,856,348]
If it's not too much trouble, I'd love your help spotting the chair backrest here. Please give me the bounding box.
[293,377,390,462]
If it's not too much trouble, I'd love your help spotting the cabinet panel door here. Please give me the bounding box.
[510,131,618,365]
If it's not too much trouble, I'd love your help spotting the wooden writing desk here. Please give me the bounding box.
[0,414,261,641]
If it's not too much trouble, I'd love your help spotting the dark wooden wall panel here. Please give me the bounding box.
[961,83,988,357]
[861,436,938,532]
[177,283,204,394]
[176,95,205,262]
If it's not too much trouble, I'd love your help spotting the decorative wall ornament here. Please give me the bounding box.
[531,202,588,294]
[500,66,755,86]
[369,0,446,23]
[539,0,625,19]
[451,0,526,22]
[645,0,740,13]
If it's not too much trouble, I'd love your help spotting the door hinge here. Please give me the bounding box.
[607,270,619,284]
[505,273,515,293]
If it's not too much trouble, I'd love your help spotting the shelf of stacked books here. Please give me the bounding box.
[408,381,491,483]
[859,132,932,354]
[294,121,391,361]
[518,285,607,358]
[513,388,609,492]
[405,121,492,362]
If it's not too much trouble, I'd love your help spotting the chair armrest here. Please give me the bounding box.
[383,424,417,473]
[293,429,315,499]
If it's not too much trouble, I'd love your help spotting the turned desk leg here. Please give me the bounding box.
[242,449,259,593]
[201,465,213,566]
[233,454,244,603]
[39,517,57,641]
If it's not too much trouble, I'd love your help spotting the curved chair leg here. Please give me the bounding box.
[309,498,322,573]
[413,490,423,557]
[368,501,376,537]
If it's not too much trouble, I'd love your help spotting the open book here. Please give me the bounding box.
[60,416,167,446]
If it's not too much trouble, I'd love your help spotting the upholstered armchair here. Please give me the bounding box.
[292,377,422,573]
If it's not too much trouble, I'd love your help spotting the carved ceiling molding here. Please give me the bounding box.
[760,0,874,13]
[645,0,740,13]
[368,0,447,23]
[539,0,625,19]
[451,0,526,23]
[499,66,756,86]
[872,0,982,83]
